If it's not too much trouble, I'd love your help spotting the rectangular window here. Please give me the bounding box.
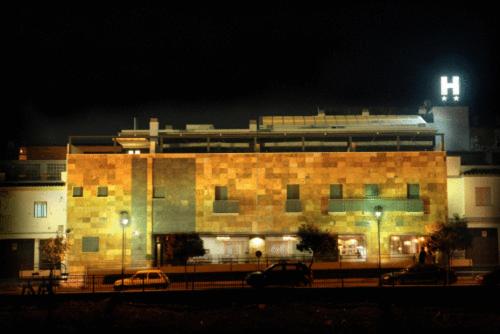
[330,184,343,199]
[338,235,366,261]
[34,202,47,218]
[475,187,492,206]
[407,184,420,199]
[47,163,65,181]
[215,186,228,200]
[82,237,99,252]
[73,186,83,197]
[390,235,425,255]
[287,184,300,200]
[97,186,108,197]
[364,184,379,198]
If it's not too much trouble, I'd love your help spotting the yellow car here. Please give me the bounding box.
[114,269,170,291]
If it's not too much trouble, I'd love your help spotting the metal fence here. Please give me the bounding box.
[13,266,481,295]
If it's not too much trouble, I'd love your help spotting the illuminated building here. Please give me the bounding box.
[65,112,448,272]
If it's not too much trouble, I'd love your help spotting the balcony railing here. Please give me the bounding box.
[213,200,240,214]
[0,160,66,183]
[328,198,424,213]
[286,199,302,212]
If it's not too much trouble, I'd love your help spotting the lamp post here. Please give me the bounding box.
[374,205,383,285]
[119,211,130,287]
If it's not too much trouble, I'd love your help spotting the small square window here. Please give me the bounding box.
[475,187,491,206]
[364,184,379,198]
[407,184,420,199]
[82,237,99,252]
[287,184,300,200]
[34,202,47,218]
[330,184,343,199]
[73,186,83,197]
[97,186,108,197]
[215,186,228,200]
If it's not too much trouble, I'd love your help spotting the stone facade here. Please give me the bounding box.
[66,151,447,272]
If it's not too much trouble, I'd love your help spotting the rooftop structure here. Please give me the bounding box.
[69,110,443,154]
[0,160,66,186]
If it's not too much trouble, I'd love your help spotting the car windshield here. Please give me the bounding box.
[266,264,284,272]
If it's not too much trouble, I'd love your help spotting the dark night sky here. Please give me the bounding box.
[8,3,499,149]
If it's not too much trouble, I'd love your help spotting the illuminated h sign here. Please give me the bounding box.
[440,76,460,102]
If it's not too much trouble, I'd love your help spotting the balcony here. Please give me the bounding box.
[328,198,424,213]
[0,160,66,184]
[213,200,240,214]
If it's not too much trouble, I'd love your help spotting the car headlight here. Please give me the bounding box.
[383,275,391,281]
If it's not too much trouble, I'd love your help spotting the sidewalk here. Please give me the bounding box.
[161,258,416,274]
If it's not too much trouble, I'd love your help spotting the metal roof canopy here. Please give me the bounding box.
[260,114,428,127]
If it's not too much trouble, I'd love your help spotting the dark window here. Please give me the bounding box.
[475,187,492,206]
[215,186,228,200]
[330,184,343,199]
[34,202,47,218]
[287,184,300,200]
[364,184,379,198]
[153,186,165,198]
[97,186,108,197]
[82,237,99,252]
[407,184,420,199]
[47,163,65,180]
[73,186,83,197]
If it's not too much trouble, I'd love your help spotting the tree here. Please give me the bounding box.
[40,235,69,294]
[296,223,338,267]
[171,233,206,265]
[427,215,472,282]
[40,235,69,273]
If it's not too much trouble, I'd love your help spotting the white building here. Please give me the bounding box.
[0,159,67,277]
[447,156,500,265]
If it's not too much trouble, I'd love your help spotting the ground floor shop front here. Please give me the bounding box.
[152,232,438,266]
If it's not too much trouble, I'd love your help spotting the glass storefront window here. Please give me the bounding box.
[338,235,366,261]
[390,235,426,256]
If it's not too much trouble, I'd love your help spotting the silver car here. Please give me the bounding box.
[114,269,170,291]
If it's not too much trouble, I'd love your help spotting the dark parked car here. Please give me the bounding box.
[475,267,500,286]
[381,264,457,285]
[245,262,313,288]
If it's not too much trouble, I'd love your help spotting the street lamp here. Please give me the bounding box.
[119,211,130,286]
[374,205,383,285]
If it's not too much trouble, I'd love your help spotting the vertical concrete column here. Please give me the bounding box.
[40,162,48,181]
[34,238,40,270]
[146,157,154,261]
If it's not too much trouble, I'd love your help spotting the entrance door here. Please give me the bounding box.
[0,239,34,278]
[468,228,499,266]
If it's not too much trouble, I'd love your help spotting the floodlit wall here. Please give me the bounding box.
[447,177,465,218]
[66,152,448,271]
